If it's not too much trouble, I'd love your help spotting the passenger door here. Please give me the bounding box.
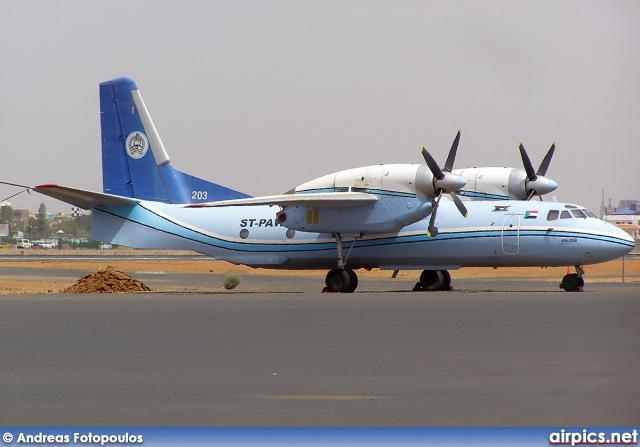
[502,215,520,254]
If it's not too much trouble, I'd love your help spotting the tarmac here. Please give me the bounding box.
[0,267,638,426]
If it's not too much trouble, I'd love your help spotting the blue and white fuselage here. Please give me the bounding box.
[89,196,633,271]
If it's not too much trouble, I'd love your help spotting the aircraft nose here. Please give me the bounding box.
[615,224,635,244]
[602,224,635,259]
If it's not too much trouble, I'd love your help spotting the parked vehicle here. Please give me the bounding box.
[32,240,56,249]
[99,243,112,250]
[16,238,32,249]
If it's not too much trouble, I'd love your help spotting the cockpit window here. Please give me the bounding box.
[547,210,559,221]
[560,210,572,219]
[582,209,597,218]
[570,209,587,218]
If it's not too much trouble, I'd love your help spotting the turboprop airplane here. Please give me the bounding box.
[2,77,634,293]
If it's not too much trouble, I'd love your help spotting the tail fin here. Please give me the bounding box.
[100,77,250,203]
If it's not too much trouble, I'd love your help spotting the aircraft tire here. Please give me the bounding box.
[345,268,358,293]
[419,270,445,291]
[560,273,583,292]
[441,270,451,291]
[325,268,352,293]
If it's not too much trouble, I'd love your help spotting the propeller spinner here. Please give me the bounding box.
[421,130,468,237]
[518,142,558,200]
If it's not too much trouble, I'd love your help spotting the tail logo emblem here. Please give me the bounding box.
[125,131,149,159]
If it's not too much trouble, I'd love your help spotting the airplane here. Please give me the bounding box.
[2,77,634,293]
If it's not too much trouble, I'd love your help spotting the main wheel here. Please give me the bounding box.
[325,268,352,293]
[419,270,445,291]
[345,268,358,293]
[441,270,451,291]
[560,273,581,292]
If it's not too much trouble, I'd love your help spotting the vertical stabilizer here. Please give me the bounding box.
[100,77,250,203]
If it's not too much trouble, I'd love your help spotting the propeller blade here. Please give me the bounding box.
[422,130,469,235]
[537,143,555,176]
[450,192,468,217]
[421,147,444,180]
[427,190,443,237]
[443,130,461,173]
[526,189,536,201]
[518,142,537,181]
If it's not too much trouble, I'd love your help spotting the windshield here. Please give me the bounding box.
[570,209,587,218]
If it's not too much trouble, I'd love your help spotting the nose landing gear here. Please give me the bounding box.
[560,265,585,292]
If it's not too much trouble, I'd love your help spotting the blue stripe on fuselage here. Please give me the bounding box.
[95,203,634,255]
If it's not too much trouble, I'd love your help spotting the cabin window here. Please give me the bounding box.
[547,210,559,221]
[560,210,572,219]
[570,209,587,218]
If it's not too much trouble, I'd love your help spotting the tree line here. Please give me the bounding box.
[0,203,91,240]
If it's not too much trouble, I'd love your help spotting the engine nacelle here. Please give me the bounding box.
[452,167,557,201]
[276,198,433,235]
[294,164,438,199]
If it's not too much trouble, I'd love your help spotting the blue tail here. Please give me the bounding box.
[100,77,250,203]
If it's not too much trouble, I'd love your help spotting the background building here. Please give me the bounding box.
[603,199,639,249]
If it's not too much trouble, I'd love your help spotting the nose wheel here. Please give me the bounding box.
[560,265,585,292]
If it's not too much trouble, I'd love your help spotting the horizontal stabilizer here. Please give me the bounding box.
[34,184,139,210]
[185,192,378,208]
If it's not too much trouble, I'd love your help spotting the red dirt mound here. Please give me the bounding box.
[61,266,152,293]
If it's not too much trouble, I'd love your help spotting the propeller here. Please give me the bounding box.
[518,142,558,201]
[421,130,468,237]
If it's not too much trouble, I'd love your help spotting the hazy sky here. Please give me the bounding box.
[1,0,638,215]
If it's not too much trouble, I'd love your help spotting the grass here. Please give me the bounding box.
[223,272,242,290]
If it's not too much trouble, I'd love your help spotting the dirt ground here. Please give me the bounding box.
[0,248,638,294]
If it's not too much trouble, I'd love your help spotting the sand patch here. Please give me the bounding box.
[60,266,152,293]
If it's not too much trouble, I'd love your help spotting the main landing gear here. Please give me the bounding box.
[323,233,359,293]
[560,265,585,292]
[412,269,452,292]
[325,267,358,293]
[322,234,459,293]
[324,268,455,293]
[322,234,455,293]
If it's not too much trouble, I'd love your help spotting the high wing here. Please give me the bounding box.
[184,192,378,208]
[32,184,138,209]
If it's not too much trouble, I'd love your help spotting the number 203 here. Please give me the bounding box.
[192,191,208,200]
